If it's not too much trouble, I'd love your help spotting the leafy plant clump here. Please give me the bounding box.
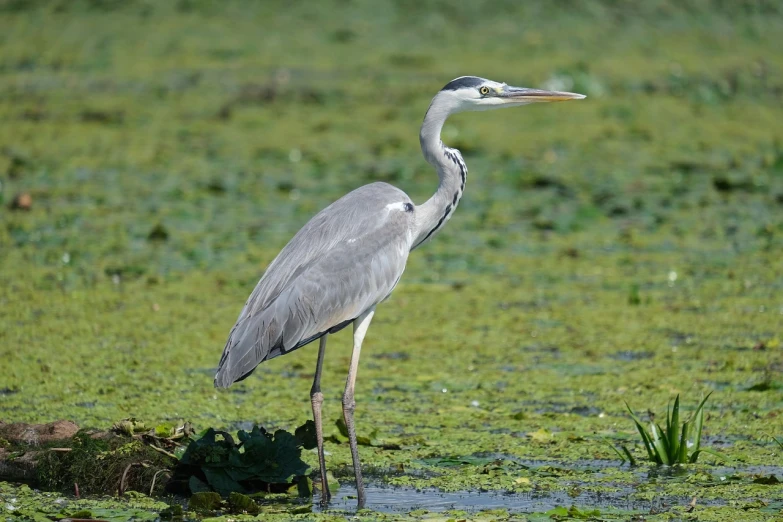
[170,422,316,497]
[625,393,714,465]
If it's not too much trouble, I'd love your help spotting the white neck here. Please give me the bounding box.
[412,94,467,249]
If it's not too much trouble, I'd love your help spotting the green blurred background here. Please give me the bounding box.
[1,1,782,282]
[1,0,782,517]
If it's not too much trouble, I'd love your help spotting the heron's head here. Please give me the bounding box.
[435,76,585,113]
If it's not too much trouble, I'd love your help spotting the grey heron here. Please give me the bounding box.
[214,76,585,506]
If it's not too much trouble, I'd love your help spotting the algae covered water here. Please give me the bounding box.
[1,1,782,520]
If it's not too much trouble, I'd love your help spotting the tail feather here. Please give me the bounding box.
[213,292,310,388]
[213,316,277,388]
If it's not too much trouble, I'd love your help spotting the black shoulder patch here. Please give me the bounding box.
[441,76,485,91]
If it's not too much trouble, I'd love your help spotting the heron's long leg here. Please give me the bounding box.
[310,335,330,504]
[343,307,375,508]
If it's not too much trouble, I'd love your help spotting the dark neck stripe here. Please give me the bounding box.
[443,147,467,188]
[420,203,452,245]
[415,145,468,248]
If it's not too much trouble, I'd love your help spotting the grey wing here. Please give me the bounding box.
[214,182,414,388]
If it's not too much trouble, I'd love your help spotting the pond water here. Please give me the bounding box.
[316,482,706,516]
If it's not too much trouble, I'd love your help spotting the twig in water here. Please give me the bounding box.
[150,469,171,496]
[119,463,134,496]
[148,445,177,459]
[118,461,151,495]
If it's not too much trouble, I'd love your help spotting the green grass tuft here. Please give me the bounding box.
[625,393,714,465]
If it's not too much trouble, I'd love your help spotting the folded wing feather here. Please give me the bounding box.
[214,183,413,388]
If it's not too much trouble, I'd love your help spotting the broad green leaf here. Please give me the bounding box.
[203,469,244,496]
[177,423,311,495]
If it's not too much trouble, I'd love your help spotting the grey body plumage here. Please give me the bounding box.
[213,76,585,507]
[214,182,414,387]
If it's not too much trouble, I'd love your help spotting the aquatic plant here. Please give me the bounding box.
[603,439,636,466]
[625,393,713,465]
[171,422,316,496]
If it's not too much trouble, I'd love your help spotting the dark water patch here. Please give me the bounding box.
[530,362,609,376]
[699,380,733,391]
[0,387,19,396]
[441,454,783,482]
[655,329,694,346]
[227,420,256,432]
[522,343,561,354]
[568,405,603,416]
[645,463,783,487]
[514,458,621,473]
[723,344,754,352]
[465,454,622,473]
[645,465,691,480]
[702,435,736,447]
[609,350,655,361]
[712,464,783,477]
[534,403,602,417]
[489,428,525,437]
[315,482,721,515]
[372,351,411,361]
[183,367,216,376]
[498,300,547,310]
[745,380,782,392]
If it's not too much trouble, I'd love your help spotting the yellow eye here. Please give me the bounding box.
[479,86,490,95]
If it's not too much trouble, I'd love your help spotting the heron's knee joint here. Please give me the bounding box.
[342,395,356,412]
[311,391,324,405]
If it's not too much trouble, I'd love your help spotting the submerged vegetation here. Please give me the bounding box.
[1,0,782,520]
